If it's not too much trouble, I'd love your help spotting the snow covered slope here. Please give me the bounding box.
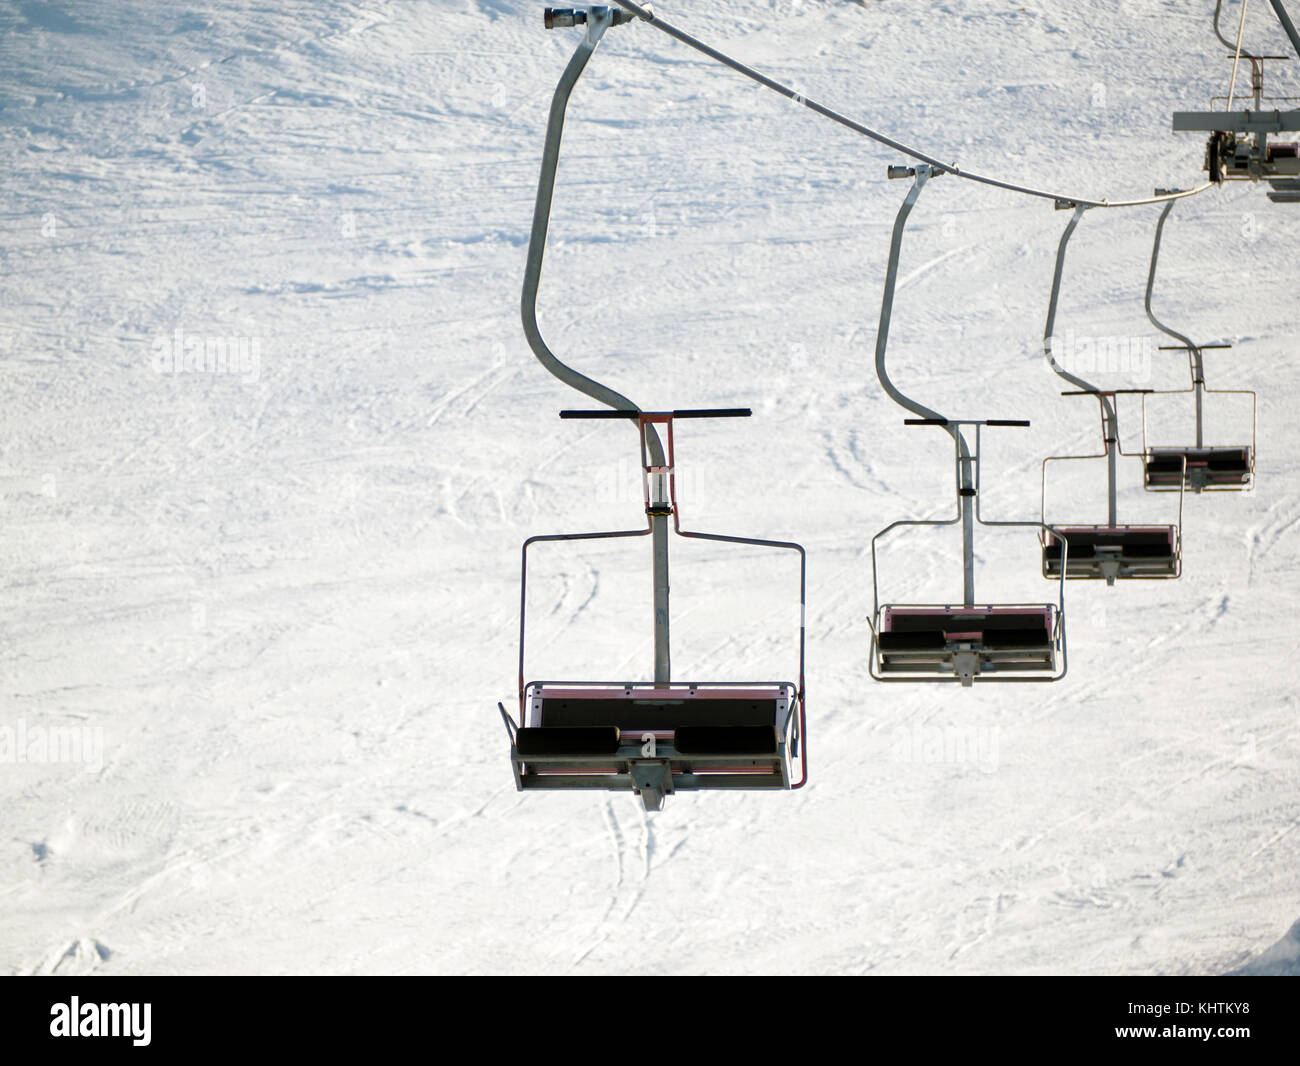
[1,0,1296,975]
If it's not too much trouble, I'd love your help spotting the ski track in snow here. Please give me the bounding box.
[0,0,1297,975]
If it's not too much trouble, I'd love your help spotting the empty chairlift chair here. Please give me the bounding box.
[1039,203,1183,585]
[868,417,1067,685]
[1037,389,1183,583]
[1040,523,1180,581]
[1140,198,1257,494]
[501,409,808,811]
[875,601,1065,685]
[498,8,807,810]
[1144,444,1253,491]
[866,166,1067,686]
[511,683,797,801]
[876,604,1059,678]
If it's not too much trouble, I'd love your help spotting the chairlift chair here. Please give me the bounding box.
[1140,198,1258,493]
[869,418,1069,686]
[1173,1,1300,199]
[1039,203,1184,585]
[498,7,807,811]
[1039,392,1183,583]
[866,166,1067,686]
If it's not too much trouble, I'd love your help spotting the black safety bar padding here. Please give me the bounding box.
[540,696,777,730]
[886,609,1051,634]
[1157,343,1233,350]
[904,417,1028,427]
[1149,446,1251,466]
[1060,388,1153,396]
[558,408,752,420]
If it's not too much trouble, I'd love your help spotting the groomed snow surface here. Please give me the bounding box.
[1,0,1297,975]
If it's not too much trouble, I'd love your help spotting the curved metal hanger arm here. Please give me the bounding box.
[1145,200,1207,446]
[875,167,946,424]
[1215,0,1261,60]
[1144,201,1199,356]
[1043,204,1120,525]
[1043,206,1105,396]
[521,9,666,467]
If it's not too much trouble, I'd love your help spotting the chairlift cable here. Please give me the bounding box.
[610,0,1213,209]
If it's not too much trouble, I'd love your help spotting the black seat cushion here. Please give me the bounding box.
[1044,541,1094,560]
[675,725,777,757]
[1149,448,1251,476]
[1048,529,1173,558]
[1146,458,1184,477]
[516,726,620,757]
[1206,454,1250,473]
[878,629,947,651]
[981,627,1051,649]
[1121,531,1175,546]
[1125,541,1177,558]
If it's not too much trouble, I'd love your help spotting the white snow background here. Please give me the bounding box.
[1,0,1297,975]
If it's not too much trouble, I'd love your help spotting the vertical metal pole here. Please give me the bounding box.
[650,450,671,684]
[1193,355,1206,448]
[1106,411,1118,526]
[958,429,975,606]
[652,520,670,683]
